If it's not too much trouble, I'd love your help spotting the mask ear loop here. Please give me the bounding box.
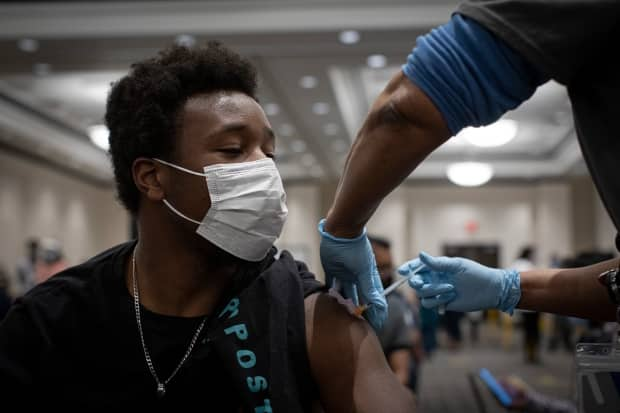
[162,199,202,225]
[153,158,208,177]
[153,158,208,226]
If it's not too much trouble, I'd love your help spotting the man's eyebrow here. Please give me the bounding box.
[205,123,276,143]
[206,122,248,139]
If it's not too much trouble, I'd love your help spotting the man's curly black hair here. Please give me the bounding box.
[105,41,258,214]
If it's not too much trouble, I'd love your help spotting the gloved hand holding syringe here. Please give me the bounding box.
[354,264,446,316]
[398,252,521,315]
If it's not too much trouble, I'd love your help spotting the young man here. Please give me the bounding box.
[0,42,414,411]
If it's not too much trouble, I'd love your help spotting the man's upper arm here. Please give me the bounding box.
[304,292,415,413]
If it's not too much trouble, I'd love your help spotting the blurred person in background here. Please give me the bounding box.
[546,254,575,353]
[547,314,576,353]
[0,42,414,411]
[0,266,12,321]
[368,236,417,390]
[466,310,483,346]
[405,293,426,394]
[34,238,68,284]
[510,246,540,364]
[418,305,439,358]
[318,0,620,328]
[440,309,464,351]
[13,238,38,298]
[562,252,617,346]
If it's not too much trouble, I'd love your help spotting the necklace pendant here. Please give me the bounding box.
[156,383,166,398]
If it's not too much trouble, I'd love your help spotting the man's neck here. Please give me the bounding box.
[128,215,241,318]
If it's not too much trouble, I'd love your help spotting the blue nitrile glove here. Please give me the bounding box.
[318,219,387,331]
[399,252,521,314]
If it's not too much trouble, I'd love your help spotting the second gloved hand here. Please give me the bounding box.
[399,252,521,314]
[318,219,387,331]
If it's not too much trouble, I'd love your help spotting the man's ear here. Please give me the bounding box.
[132,158,164,202]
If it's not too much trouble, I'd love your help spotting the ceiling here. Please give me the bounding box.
[0,0,582,186]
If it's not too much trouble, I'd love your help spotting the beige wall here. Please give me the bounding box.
[400,183,570,267]
[568,175,618,255]
[366,190,409,267]
[532,183,573,266]
[570,176,596,253]
[407,185,535,267]
[0,150,130,294]
[594,190,618,253]
[275,183,322,281]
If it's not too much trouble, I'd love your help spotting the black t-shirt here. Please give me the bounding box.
[0,241,324,410]
[376,292,413,357]
[458,0,620,245]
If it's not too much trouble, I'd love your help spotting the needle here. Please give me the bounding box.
[354,265,426,316]
[383,269,419,297]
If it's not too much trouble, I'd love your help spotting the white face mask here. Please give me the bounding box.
[153,157,288,262]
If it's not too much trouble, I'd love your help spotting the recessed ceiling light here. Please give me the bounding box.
[175,34,196,48]
[88,124,110,151]
[279,123,294,137]
[323,123,339,136]
[299,75,318,89]
[367,54,387,69]
[33,63,51,76]
[264,103,280,116]
[458,119,518,148]
[290,140,307,153]
[339,30,360,45]
[312,102,330,115]
[446,162,493,187]
[17,38,39,53]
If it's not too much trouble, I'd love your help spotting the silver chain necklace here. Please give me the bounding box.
[131,249,207,398]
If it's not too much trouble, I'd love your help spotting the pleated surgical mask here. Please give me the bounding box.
[153,157,288,262]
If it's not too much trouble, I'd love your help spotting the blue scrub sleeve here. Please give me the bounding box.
[402,14,549,136]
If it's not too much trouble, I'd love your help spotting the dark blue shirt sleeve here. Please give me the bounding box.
[402,14,549,136]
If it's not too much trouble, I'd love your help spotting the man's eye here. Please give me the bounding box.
[218,148,242,155]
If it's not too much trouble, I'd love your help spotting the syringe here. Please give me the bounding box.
[354,265,425,316]
[354,265,449,316]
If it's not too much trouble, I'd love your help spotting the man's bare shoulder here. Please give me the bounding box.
[304,291,371,347]
[303,291,416,413]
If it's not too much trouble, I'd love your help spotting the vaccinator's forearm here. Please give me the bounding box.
[518,258,619,321]
[324,71,451,238]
